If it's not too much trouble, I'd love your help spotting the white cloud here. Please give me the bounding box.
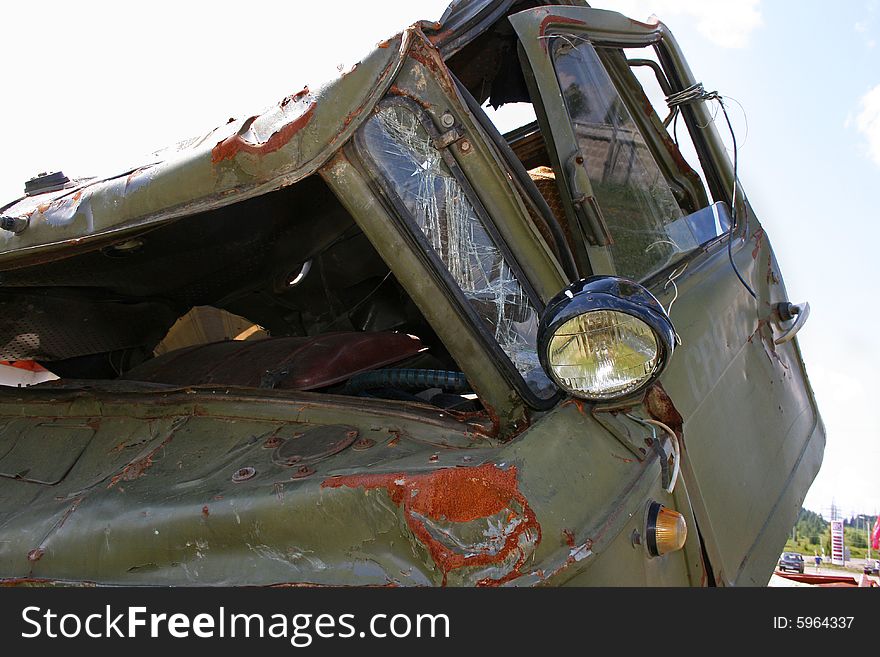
[602,0,763,48]
[855,84,880,166]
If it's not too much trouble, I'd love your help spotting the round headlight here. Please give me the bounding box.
[538,277,675,402]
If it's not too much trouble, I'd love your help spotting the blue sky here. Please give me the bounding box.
[0,1,876,518]
[625,1,880,518]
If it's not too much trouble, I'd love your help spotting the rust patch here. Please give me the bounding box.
[342,108,361,128]
[0,577,97,587]
[107,433,174,488]
[426,32,448,46]
[659,125,699,175]
[766,255,780,285]
[482,404,502,439]
[562,529,575,548]
[539,15,588,52]
[562,398,590,416]
[28,498,82,566]
[748,320,790,372]
[644,382,684,438]
[125,169,142,189]
[211,100,316,163]
[566,538,594,565]
[55,498,82,531]
[408,47,444,77]
[406,35,460,97]
[389,84,432,110]
[280,86,310,108]
[322,463,541,586]
[751,228,765,260]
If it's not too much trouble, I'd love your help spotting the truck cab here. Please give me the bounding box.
[0,0,823,586]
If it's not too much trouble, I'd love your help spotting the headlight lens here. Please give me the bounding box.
[546,310,660,399]
[537,277,676,402]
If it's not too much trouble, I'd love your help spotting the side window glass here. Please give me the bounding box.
[552,39,729,281]
[623,47,712,205]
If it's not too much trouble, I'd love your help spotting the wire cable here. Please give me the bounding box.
[666,83,757,299]
[627,413,681,493]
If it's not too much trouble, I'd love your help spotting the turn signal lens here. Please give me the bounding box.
[647,502,687,557]
[546,310,660,399]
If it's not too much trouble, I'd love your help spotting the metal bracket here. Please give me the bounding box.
[0,215,28,234]
[592,410,650,461]
[774,301,810,345]
[432,125,465,150]
[564,153,613,246]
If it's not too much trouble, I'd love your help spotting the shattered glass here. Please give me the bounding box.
[362,103,553,397]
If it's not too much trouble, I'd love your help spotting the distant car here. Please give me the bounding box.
[864,560,879,575]
[778,552,805,573]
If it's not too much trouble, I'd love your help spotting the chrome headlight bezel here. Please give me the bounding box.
[537,276,676,402]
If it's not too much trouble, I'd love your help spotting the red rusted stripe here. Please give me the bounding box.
[323,463,541,586]
[211,102,316,164]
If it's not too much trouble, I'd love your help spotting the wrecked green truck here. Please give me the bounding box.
[0,0,823,586]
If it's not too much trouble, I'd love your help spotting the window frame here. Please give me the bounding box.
[548,36,726,283]
[350,96,561,410]
[510,8,747,290]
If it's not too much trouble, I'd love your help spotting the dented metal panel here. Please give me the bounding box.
[0,0,823,589]
[0,32,410,265]
[0,388,690,586]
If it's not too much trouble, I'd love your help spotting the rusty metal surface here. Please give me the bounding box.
[0,0,824,589]
[0,386,686,586]
[122,332,425,390]
[273,426,359,466]
[322,463,540,586]
[0,32,411,266]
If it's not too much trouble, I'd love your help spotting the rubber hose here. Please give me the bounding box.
[344,369,469,394]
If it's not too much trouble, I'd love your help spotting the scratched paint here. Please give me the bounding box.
[211,88,316,164]
[107,433,175,488]
[322,463,540,586]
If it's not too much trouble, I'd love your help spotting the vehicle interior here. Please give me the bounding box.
[0,170,491,411]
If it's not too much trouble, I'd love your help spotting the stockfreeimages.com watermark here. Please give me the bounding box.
[21,606,450,646]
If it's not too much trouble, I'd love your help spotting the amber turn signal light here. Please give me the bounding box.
[646,502,687,557]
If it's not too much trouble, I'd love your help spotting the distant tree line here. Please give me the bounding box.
[794,508,827,547]
[786,509,877,558]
